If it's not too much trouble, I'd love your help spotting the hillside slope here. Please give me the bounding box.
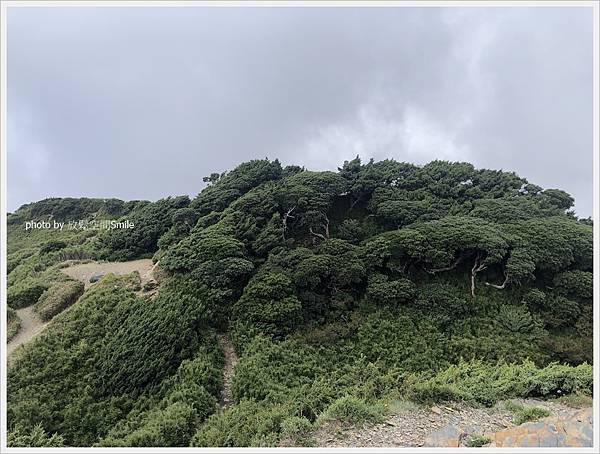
[6,158,593,447]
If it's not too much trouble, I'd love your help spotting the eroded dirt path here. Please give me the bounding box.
[61,259,154,289]
[7,306,49,357]
[217,334,238,409]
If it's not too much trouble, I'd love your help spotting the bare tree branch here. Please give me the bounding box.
[470,253,487,298]
[309,227,328,241]
[424,256,464,274]
[485,272,509,290]
[309,212,330,241]
[282,206,296,240]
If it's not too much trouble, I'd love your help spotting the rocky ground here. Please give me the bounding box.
[312,399,593,448]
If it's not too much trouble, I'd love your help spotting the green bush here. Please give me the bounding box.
[233,273,302,339]
[7,307,22,341]
[35,280,85,321]
[504,401,551,425]
[190,399,294,447]
[318,395,384,425]
[464,434,491,447]
[279,416,313,446]
[39,241,67,255]
[406,360,592,406]
[553,271,593,300]
[8,423,65,447]
[7,281,49,309]
[366,274,416,306]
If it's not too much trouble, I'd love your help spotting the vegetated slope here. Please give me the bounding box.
[6,158,593,447]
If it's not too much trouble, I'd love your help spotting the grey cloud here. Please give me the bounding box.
[7,6,594,216]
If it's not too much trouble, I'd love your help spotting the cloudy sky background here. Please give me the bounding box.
[7,6,594,216]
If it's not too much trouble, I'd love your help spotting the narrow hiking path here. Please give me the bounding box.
[7,306,50,358]
[217,334,238,409]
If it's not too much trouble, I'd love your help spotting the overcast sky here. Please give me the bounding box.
[7,6,594,216]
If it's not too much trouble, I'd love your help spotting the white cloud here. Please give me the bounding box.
[295,101,472,170]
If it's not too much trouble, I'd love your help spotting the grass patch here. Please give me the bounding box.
[318,396,384,425]
[464,434,491,447]
[504,401,551,425]
[384,399,420,414]
[554,393,592,408]
[279,416,314,447]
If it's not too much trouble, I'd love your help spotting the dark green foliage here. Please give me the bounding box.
[7,280,49,309]
[8,275,223,447]
[553,270,593,300]
[162,229,249,273]
[97,344,223,447]
[233,273,302,339]
[8,276,140,445]
[39,241,67,255]
[191,399,295,447]
[96,276,214,395]
[8,197,129,224]
[366,274,416,306]
[336,219,365,243]
[192,159,283,214]
[99,196,191,261]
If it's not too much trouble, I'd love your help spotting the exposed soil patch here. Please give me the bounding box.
[61,259,155,289]
[312,399,587,448]
[8,259,158,361]
[7,306,50,358]
[217,334,238,409]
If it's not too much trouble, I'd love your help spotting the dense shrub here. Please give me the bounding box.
[7,307,22,341]
[191,399,295,447]
[35,280,85,321]
[8,424,65,447]
[318,396,384,425]
[406,360,592,406]
[233,273,302,339]
[99,196,191,260]
[366,274,416,306]
[7,280,48,309]
[39,241,67,255]
[553,271,593,300]
[98,345,223,447]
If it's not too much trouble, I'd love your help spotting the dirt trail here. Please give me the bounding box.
[7,306,50,358]
[7,259,157,360]
[217,334,238,409]
[61,259,154,289]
